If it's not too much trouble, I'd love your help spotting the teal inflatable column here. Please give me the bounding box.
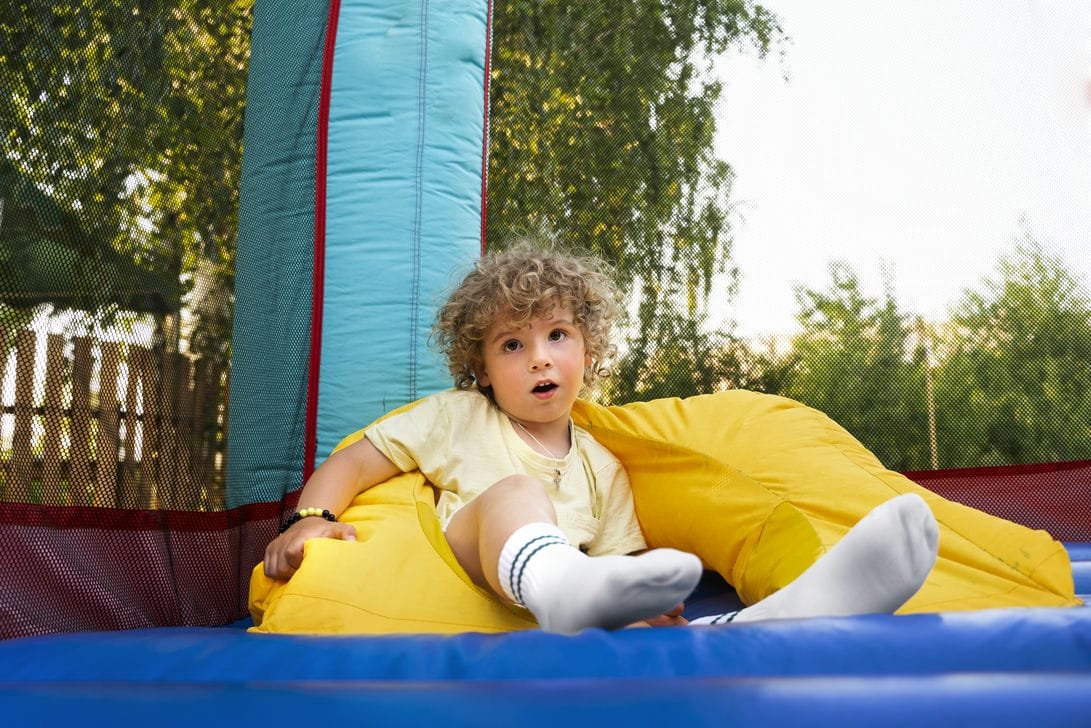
[318,0,490,465]
[229,0,490,505]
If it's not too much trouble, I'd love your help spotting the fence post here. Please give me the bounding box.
[172,351,201,508]
[40,334,66,505]
[69,337,94,505]
[96,341,121,508]
[10,329,36,502]
[192,358,210,497]
[158,350,189,509]
[136,347,161,508]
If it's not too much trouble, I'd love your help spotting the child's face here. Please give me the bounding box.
[477,305,591,433]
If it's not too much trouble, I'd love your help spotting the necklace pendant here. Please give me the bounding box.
[553,469,562,487]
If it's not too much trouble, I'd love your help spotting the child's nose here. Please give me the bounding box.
[528,343,552,370]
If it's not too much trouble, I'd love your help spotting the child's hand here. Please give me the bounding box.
[630,603,689,628]
[262,517,357,580]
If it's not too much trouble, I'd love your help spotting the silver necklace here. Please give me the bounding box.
[512,419,567,487]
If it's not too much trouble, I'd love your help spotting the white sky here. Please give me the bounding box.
[714,0,1091,337]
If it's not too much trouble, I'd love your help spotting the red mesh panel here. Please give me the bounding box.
[0,502,283,639]
[908,461,1091,542]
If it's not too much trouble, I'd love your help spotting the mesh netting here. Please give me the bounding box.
[2,2,245,509]
[484,1,1091,474]
[909,462,1091,543]
[1,1,255,637]
[0,0,1087,640]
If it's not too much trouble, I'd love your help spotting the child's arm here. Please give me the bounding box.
[262,436,401,580]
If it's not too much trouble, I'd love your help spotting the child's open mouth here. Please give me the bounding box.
[532,382,558,395]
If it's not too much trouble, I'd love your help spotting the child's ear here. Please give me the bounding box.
[476,367,491,387]
[584,352,593,368]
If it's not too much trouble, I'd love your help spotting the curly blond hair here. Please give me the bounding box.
[433,243,620,393]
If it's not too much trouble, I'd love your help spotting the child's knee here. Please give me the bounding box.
[488,474,551,499]
[478,475,557,523]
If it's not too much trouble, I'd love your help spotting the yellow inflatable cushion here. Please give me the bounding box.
[249,391,1078,634]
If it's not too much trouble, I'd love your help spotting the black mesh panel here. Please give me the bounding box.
[484,2,1091,474]
[1,1,253,638]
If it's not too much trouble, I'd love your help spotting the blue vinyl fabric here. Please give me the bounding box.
[3,544,1088,725]
[2,606,1090,727]
[3,546,1089,726]
[226,0,330,506]
[1069,542,1091,596]
[316,0,487,465]
[226,0,487,504]
[2,676,1090,728]
[4,608,1091,683]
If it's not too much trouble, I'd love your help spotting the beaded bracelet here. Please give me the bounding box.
[279,507,337,534]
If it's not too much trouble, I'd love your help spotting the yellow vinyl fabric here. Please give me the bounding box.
[249,391,1078,634]
[248,468,537,634]
[571,392,1078,612]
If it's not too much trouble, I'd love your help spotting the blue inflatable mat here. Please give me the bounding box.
[3,673,1091,727]
[3,544,1088,726]
[4,607,1090,724]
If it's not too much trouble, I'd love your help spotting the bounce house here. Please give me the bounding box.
[2,0,1090,724]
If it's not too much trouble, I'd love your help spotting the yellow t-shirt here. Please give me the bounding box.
[365,389,647,556]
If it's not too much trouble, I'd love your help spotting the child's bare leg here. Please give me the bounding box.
[446,475,702,635]
[444,474,559,594]
[691,493,939,625]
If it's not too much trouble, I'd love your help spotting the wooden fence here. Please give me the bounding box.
[1,328,228,510]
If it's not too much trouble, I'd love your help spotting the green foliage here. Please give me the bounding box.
[602,306,798,402]
[487,0,783,400]
[933,237,1091,466]
[604,313,738,402]
[484,1,1091,472]
[781,236,1091,471]
[1,0,250,363]
[9,1,1084,474]
[784,262,931,471]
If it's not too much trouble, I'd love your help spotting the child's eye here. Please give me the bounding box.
[502,339,521,352]
[548,329,567,342]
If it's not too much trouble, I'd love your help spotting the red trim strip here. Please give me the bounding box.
[0,499,289,532]
[304,0,343,481]
[479,0,494,256]
[905,459,1091,480]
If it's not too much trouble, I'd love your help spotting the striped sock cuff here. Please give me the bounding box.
[497,523,569,605]
[689,610,740,626]
[710,610,739,625]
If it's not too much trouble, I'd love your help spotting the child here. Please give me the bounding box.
[263,244,939,634]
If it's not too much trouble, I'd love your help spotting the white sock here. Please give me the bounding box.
[689,612,739,626]
[498,522,702,635]
[699,493,939,625]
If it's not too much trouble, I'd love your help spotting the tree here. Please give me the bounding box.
[1,0,250,364]
[602,305,798,402]
[605,311,741,402]
[486,1,783,400]
[933,235,1091,466]
[783,261,932,471]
